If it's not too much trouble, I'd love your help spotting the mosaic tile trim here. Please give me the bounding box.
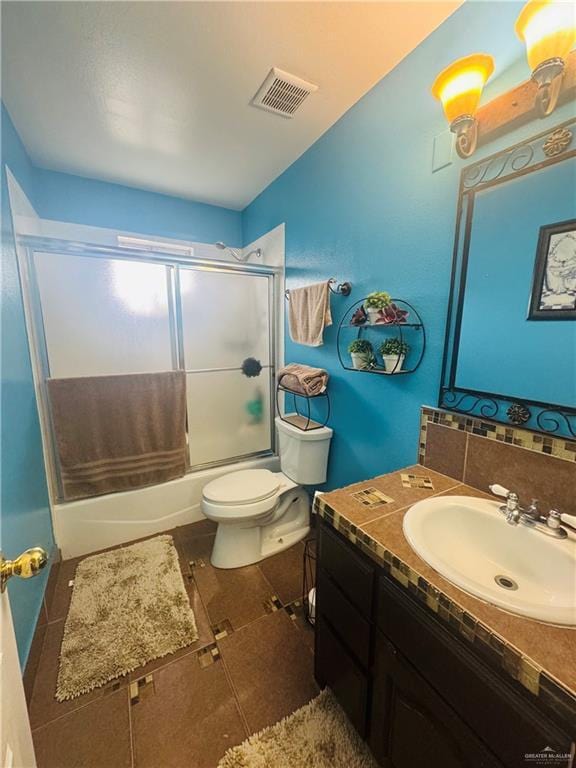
[351,487,394,507]
[284,601,303,621]
[401,473,434,490]
[419,406,576,464]
[312,494,576,724]
[130,674,154,704]
[263,595,283,613]
[197,643,220,668]
[286,599,315,629]
[211,619,233,640]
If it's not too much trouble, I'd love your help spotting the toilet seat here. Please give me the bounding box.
[202,469,280,507]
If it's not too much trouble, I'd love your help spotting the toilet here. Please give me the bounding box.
[202,417,333,568]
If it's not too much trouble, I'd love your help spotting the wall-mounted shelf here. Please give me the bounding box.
[277,384,326,399]
[337,298,426,376]
[344,322,423,329]
[276,380,331,431]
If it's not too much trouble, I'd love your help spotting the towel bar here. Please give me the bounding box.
[284,278,352,300]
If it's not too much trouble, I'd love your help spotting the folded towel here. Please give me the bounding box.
[288,281,332,346]
[47,371,188,500]
[278,364,329,396]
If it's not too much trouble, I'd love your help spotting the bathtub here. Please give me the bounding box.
[53,455,280,559]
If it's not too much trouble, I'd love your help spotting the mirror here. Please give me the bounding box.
[440,119,576,437]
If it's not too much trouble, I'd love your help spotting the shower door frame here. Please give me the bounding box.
[18,235,281,504]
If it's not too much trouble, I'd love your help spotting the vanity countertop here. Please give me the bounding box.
[313,465,576,724]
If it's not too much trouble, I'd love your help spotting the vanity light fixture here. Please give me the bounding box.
[515,0,576,116]
[431,54,494,158]
[432,1,576,157]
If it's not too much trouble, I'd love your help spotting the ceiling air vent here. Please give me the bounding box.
[251,67,318,118]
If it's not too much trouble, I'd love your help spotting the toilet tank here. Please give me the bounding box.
[275,416,333,485]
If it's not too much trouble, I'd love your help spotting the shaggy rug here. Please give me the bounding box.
[56,535,198,701]
[218,689,378,768]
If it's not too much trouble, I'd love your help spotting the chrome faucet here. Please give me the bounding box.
[523,498,540,522]
[490,484,522,525]
[489,484,575,540]
[547,509,576,536]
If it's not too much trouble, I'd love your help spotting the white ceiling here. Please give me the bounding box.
[2,1,461,210]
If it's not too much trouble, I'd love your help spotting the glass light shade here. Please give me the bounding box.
[431,54,495,124]
[515,0,576,71]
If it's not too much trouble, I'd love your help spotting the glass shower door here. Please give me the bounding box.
[34,251,175,377]
[179,266,273,467]
[31,248,275,489]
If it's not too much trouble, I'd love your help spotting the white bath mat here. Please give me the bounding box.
[218,688,378,768]
[56,534,198,700]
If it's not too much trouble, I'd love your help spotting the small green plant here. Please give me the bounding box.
[365,291,392,310]
[348,339,374,354]
[348,338,374,370]
[379,338,410,356]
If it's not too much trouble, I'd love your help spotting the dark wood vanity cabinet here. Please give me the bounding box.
[370,631,500,768]
[314,524,375,737]
[315,521,574,768]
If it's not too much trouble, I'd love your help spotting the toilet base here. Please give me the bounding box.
[210,488,310,569]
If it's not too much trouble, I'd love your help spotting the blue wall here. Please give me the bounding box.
[1,104,54,667]
[458,159,576,405]
[35,167,242,247]
[242,0,575,489]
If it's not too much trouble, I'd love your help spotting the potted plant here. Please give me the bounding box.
[379,338,410,373]
[348,339,375,370]
[375,302,409,325]
[365,291,392,324]
[350,306,368,326]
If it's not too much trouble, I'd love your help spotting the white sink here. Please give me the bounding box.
[403,496,576,626]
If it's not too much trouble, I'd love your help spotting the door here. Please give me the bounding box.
[178,266,274,467]
[1,547,48,768]
[29,249,276,492]
[1,588,36,768]
[315,614,369,737]
[369,631,502,768]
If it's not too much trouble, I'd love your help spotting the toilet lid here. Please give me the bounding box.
[203,469,280,505]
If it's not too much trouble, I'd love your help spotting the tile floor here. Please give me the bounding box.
[28,521,318,768]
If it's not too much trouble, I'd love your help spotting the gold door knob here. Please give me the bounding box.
[1,548,49,593]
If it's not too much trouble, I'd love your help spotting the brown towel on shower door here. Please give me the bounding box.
[47,371,188,500]
[288,281,332,346]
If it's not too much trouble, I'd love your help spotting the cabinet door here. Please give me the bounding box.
[370,632,502,768]
[315,615,369,737]
[319,523,375,619]
[377,574,574,763]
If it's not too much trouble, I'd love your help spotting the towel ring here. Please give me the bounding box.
[284,278,352,300]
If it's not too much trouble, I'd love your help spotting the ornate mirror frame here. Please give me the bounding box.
[439,118,576,437]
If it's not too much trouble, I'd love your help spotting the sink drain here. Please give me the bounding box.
[494,574,518,591]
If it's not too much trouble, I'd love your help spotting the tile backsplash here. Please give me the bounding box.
[419,407,575,515]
